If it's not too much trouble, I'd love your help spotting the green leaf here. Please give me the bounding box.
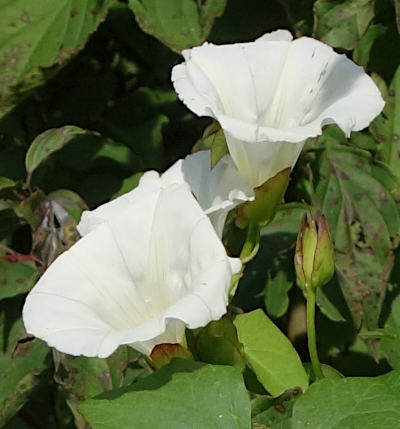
[313,0,375,50]
[128,0,226,52]
[378,294,400,368]
[25,126,94,178]
[104,113,168,171]
[195,317,246,372]
[235,205,303,315]
[315,141,400,329]
[47,189,88,223]
[303,362,344,382]
[79,359,251,429]
[316,284,346,322]
[278,370,400,428]
[263,203,307,236]
[350,131,377,152]
[371,66,400,177]
[54,347,140,428]
[210,129,229,168]
[0,177,16,191]
[251,389,301,428]
[111,173,143,199]
[0,259,38,299]
[353,24,386,69]
[0,0,114,117]
[264,258,294,320]
[234,310,308,396]
[371,72,388,101]
[371,327,400,369]
[395,0,400,34]
[0,297,49,426]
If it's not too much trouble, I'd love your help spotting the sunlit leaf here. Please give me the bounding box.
[0,0,114,117]
[234,310,308,396]
[275,370,400,428]
[128,0,226,52]
[79,359,251,429]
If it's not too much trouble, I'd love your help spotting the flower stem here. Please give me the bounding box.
[306,287,324,380]
[240,223,260,262]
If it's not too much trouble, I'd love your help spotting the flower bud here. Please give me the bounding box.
[236,167,290,228]
[295,213,335,291]
[150,343,193,369]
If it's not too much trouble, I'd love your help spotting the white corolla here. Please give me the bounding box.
[172,29,384,188]
[23,167,241,358]
[163,150,253,237]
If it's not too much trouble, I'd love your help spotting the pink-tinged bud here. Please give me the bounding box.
[295,213,335,291]
[150,343,193,369]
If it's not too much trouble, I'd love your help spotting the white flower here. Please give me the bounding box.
[171,30,384,188]
[23,171,241,358]
[163,150,253,237]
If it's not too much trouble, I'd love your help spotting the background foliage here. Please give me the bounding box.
[0,0,399,428]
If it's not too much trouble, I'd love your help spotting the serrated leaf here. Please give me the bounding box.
[313,0,375,50]
[371,66,400,177]
[79,359,251,429]
[315,142,400,329]
[25,126,94,177]
[128,0,226,52]
[277,370,400,429]
[0,259,38,299]
[234,310,308,396]
[0,0,114,118]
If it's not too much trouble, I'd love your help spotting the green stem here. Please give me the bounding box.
[240,223,260,262]
[306,287,324,380]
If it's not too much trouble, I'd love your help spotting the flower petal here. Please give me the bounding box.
[255,29,293,42]
[222,135,304,189]
[162,150,254,236]
[77,171,161,236]
[173,40,291,126]
[23,181,240,357]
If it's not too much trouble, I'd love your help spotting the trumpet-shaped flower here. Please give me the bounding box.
[23,171,241,358]
[172,30,384,188]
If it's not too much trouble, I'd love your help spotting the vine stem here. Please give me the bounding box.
[306,287,324,380]
[239,223,260,262]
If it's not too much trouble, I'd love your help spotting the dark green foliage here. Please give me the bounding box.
[0,1,399,428]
